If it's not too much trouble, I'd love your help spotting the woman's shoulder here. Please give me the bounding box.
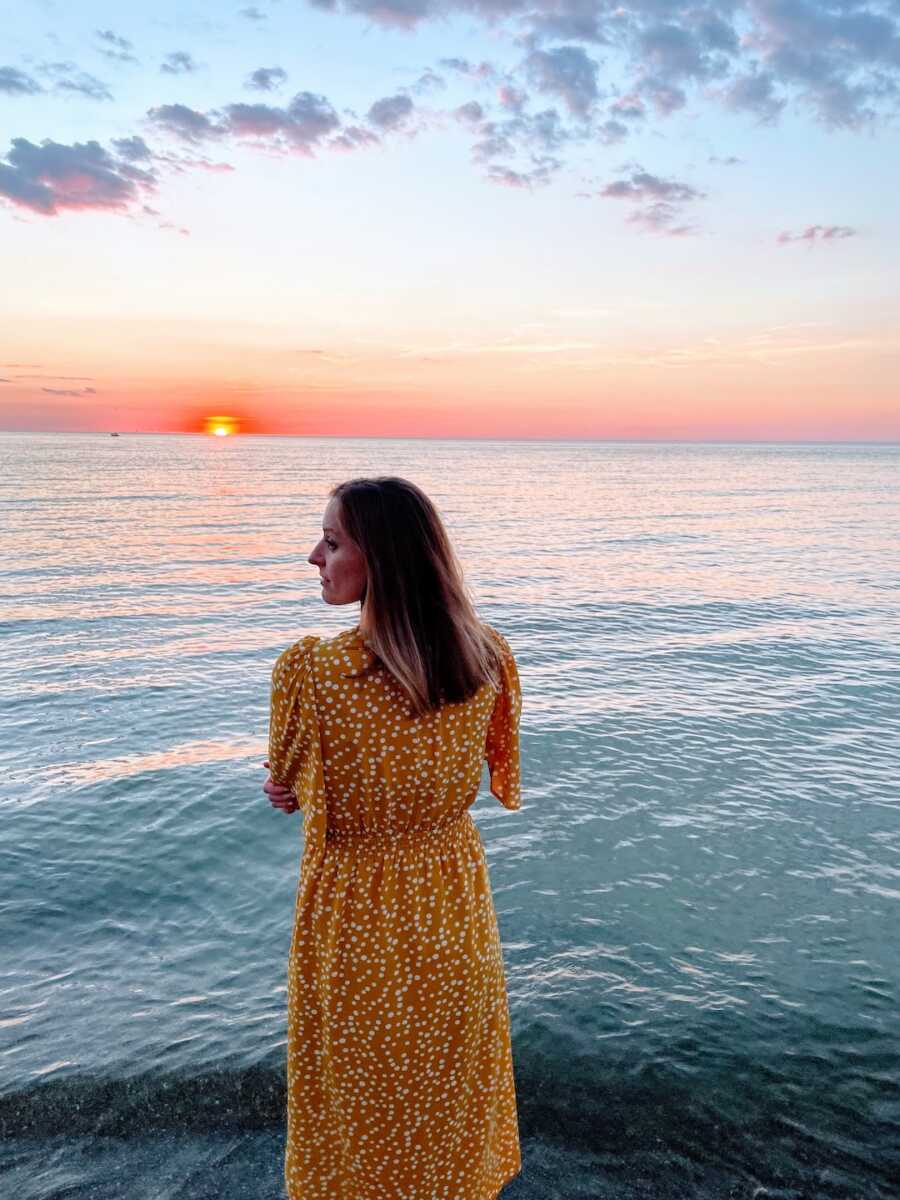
[480,621,515,658]
[272,633,321,679]
[276,626,360,660]
[272,628,366,695]
[316,625,365,652]
[307,625,371,670]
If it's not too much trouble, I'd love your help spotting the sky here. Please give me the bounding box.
[1,0,899,440]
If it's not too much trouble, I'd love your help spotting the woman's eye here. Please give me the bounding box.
[326,539,337,550]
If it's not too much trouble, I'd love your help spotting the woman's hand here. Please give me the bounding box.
[262,760,299,813]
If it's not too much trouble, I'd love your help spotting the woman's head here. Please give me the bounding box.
[307,493,368,607]
[307,477,500,714]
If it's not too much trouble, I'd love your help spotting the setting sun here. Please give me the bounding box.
[204,415,238,437]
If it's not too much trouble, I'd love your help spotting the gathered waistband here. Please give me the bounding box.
[324,808,473,849]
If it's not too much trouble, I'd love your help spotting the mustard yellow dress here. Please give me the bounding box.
[268,623,522,1200]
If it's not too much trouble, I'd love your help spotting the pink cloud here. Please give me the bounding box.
[0,137,156,215]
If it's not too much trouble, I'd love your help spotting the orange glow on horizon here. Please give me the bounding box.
[203,414,239,437]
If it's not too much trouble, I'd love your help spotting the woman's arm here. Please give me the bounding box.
[264,634,320,815]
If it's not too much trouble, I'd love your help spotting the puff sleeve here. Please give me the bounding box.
[483,627,522,810]
[268,635,320,810]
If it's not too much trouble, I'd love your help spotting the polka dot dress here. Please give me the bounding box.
[268,623,523,1200]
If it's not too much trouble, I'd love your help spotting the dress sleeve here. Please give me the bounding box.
[268,635,320,808]
[484,627,522,810]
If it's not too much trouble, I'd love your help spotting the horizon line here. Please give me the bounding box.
[2,429,899,447]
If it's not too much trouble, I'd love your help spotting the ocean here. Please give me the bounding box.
[1,432,898,1199]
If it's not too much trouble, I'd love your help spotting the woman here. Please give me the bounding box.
[262,476,523,1200]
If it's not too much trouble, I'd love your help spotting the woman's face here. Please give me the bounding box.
[307,497,368,606]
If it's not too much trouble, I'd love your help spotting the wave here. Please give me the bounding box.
[3,1038,898,1171]
[1,1064,286,1137]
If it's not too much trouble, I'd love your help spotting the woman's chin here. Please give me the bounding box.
[319,584,362,606]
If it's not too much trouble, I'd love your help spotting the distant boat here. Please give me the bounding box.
[110,432,120,437]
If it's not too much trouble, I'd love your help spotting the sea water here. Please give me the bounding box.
[1,433,898,1199]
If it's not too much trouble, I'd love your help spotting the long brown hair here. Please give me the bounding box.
[330,477,502,716]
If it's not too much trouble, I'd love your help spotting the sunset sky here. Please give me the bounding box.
[2,0,899,440]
